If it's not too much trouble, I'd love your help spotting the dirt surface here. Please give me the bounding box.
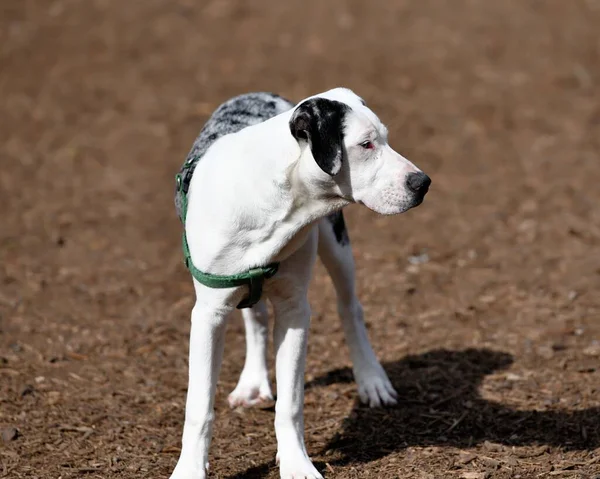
[1,0,600,478]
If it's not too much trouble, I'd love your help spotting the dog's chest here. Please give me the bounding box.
[274,223,317,262]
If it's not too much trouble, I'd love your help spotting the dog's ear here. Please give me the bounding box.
[289,98,348,176]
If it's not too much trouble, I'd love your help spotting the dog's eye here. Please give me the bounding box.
[360,141,374,150]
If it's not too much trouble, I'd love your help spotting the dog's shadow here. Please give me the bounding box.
[230,348,599,477]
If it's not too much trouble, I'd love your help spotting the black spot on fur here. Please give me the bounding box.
[327,211,350,246]
[289,98,349,176]
[221,108,266,119]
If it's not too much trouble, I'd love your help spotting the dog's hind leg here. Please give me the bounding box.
[228,300,274,407]
[317,212,398,407]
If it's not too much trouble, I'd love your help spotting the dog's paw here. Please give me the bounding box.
[355,364,398,408]
[169,472,206,479]
[169,462,208,479]
[228,375,273,408]
[277,452,323,479]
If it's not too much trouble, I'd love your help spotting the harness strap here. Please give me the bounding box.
[176,166,279,309]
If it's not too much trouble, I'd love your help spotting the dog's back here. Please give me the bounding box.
[188,93,294,161]
[175,93,294,220]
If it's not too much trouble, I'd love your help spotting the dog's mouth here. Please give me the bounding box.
[409,194,426,208]
[354,185,430,215]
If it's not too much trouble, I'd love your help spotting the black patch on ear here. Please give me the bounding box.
[327,211,350,246]
[289,98,349,176]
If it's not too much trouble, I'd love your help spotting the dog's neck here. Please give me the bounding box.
[185,114,349,275]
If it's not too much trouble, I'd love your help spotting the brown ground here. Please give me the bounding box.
[1,0,600,478]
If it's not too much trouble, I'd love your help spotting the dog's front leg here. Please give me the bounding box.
[317,217,398,408]
[170,294,232,479]
[272,296,323,479]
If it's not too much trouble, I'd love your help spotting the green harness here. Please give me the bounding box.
[175,164,279,309]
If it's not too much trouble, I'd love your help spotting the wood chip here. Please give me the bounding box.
[457,452,477,464]
[59,425,94,434]
[479,456,500,468]
[1,427,19,442]
[482,441,503,452]
[160,445,181,454]
[460,472,486,479]
[66,351,88,361]
[582,344,600,357]
[515,445,549,458]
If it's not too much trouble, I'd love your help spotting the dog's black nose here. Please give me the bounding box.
[406,172,431,195]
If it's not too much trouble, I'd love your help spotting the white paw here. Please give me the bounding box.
[169,462,208,479]
[277,452,323,479]
[169,473,206,479]
[355,363,398,408]
[228,374,273,408]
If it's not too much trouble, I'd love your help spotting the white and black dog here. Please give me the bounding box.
[170,88,430,479]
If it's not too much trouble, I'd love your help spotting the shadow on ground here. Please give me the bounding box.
[318,349,599,465]
[232,348,599,477]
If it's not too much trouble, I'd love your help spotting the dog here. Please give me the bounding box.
[170,88,431,479]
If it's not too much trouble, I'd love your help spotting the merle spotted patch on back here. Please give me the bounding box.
[327,211,350,246]
[175,92,294,219]
[187,93,294,162]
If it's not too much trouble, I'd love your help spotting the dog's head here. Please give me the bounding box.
[289,87,430,215]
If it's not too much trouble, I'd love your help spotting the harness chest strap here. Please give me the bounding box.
[176,171,279,309]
